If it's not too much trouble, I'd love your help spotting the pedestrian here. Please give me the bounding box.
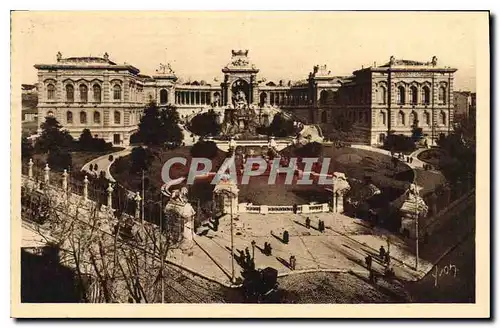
[305,216,311,229]
[289,255,296,270]
[365,255,372,271]
[379,246,386,259]
[385,252,391,265]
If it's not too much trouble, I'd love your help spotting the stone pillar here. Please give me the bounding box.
[336,192,344,213]
[107,183,114,208]
[134,191,141,219]
[44,164,50,185]
[62,169,68,191]
[28,158,33,179]
[83,175,89,201]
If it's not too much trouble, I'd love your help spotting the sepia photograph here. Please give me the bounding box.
[10,10,490,318]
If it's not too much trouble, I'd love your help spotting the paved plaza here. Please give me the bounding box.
[191,212,433,286]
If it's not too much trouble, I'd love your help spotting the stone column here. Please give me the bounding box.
[62,169,68,191]
[83,175,89,201]
[107,183,114,209]
[28,158,33,179]
[44,164,50,185]
[134,191,141,219]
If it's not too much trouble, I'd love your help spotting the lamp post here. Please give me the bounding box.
[251,240,256,260]
[414,172,419,271]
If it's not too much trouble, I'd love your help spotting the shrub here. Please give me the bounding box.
[383,134,416,153]
[108,155,114,162]
[130,147,154,174]
[295,142,323,158]
[47,148,72,172]
[190,140,218,159]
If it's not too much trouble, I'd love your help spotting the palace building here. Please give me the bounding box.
[34,50,457,146]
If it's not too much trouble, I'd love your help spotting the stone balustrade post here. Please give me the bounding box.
[44,163,50,185]
[83,175,89,201]
[28,158,33,179]
[134,192,142,219]
[107,183,114,209]
[62,169,68,191]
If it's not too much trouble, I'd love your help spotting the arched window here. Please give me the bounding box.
[320,90,329,105]
[410,86,418,104]
[379,86,387,104]
[424,111,431,125]
[66,111,73,124]
[80,111,87,124]
[398,111,405,125]
[66,85,74,102]
[421,85,430,105]
[440,111,447,125]
[93,84,101,103]
[160,89,168,104]
[93,111,101,124]
[321,111,327,123]
[410,111,418,126]
[439,86,447,104]
[397,86,405,104]
[379,111,386,126]
[260,92,267,106]
[114,111,121,124]
[79,84,88,103]
[113,84,122,101]
[47,84,55,100]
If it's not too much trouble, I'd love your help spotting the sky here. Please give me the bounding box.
[12,11,484,91]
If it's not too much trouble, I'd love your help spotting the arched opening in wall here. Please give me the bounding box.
[80,111,87,124]
[422,86,431,105]
[397,86,405,104]
[410,111,418,127]
[66,85,74,103]
[410,86,418,105]
[424,111,431,125]
[379,111,386,126]
[319,90,329,105]
[379,86,387,104]
[439,86,447,104]
[66,111,73,124]
[440,111,446,125]
[114,111,121,125]
[160,89,168,105]
[113,84,122,101]
[379,133,386,144]
[93,111,101,124]
[398,111,405,125]
[79,84,88,103]
[321,111,328,123]
[259,92,267,107]
[213,92,221,106]
[93,84,101,103]
[47,84,55,100]
[231,79,250,105]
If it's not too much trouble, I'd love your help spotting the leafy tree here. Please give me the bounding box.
[22,135,34,159]
[47,148,72,171]
[437,116,475,185]
[190,140,218,159]
[136,102,183,147]
[130,146,154,174]
[78,129,94,151]
[383,134,416,153]
[188,110,221,137]
[35,116,74,153]
[78,128,113,152]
